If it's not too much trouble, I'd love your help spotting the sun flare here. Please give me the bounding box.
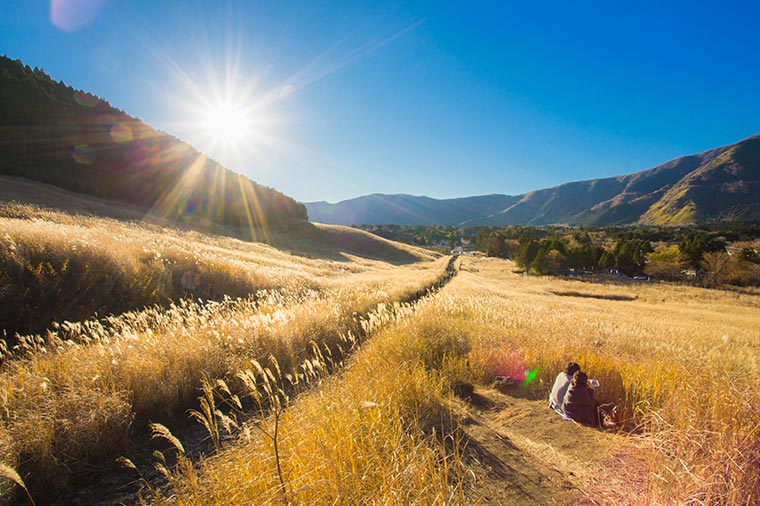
[201,102,252,146]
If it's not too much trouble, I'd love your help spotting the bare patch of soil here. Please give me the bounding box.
[458,387,653,505]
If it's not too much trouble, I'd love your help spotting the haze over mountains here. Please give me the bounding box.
[305,194,519,228]
[305,133,760,227]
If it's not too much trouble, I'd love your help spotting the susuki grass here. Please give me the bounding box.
[150,296,471,505]
[173,255,753,504]
[0,201,440,363]
[0,206,448,503]
[0,202,434,341]
[0,216,277,340]
[441,257,760,504]
[0,276,448,501]
[4,204,758,505]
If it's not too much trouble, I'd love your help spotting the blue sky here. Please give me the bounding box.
[2,1,760,203]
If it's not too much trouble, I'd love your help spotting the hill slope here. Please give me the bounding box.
[0,55,306,236]
[639,136,760,224]
[484,134,760,226]
[305,134,760,226]
[0,175,438,338]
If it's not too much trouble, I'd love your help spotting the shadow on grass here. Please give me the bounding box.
[269,221,429,266]
[492,381,546,401]
[548,290,637,302]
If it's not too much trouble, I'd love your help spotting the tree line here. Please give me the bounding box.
[361,222,760,287]
[356,224,463,249]
[480,224,760,286]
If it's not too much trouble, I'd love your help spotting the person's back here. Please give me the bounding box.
[562,371,598,426]
[549,362,580,412]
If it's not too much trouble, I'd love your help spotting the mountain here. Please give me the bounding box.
[305,194,519,226]
[305,134,760,227]
[0,55,306,234]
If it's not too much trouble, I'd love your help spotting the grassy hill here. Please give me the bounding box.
[2,186,759,506]
[4,253,758,505]
[0,190,450,502]
[0,55,306,236]
[0,175,437,340]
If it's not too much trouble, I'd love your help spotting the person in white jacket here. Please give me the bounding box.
[549,362,580,413]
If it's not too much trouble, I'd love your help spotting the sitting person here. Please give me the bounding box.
[548,362,580,413]
[561,371,599,426]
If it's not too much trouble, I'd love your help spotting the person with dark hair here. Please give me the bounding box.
[548,361,581,413]
[561,370,599,426]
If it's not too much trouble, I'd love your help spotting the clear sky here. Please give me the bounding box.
[2,1,760,203]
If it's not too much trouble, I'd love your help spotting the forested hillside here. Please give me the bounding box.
[0,56,306,234]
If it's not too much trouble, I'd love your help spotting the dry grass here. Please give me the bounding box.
[0,203,447,503]
[149,291,472,505]
[4,200,758,505]
[0,200,436,340]
[445,257,760,504]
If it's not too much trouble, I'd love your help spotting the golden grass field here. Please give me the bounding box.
[0,175,439,342]
[449,257,760,504]
[0,186,450,504]
[2,182,760,505]
[144,258,760,504]
[143,257,760,505]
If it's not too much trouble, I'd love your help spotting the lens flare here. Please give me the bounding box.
[523,368,538,385]
[71,144,96,164]
[109,123,133,143]
[50,0,104,32]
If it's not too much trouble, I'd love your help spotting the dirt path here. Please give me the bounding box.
[458,387,654,505]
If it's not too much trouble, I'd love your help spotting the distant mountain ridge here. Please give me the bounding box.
[0,55,307,234]
[306,193,519,226]
[305,133,760,226]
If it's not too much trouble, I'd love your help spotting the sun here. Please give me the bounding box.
[166,52,290,169]
[201,101,252,146]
